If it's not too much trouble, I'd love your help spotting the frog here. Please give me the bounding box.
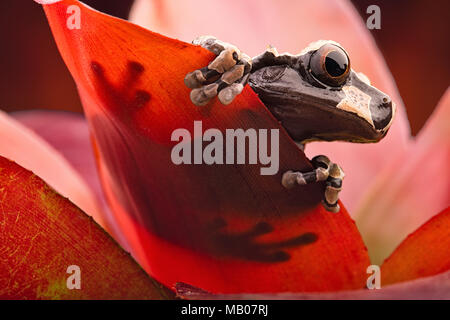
[184,36,395,213]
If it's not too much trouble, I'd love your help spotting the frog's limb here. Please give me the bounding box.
[281,155,345,213]
[185,37,304,105]
[189,67,251,106]
[185,36,252,105]
[322,163,345,213]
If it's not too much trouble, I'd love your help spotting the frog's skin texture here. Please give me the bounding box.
[185,36,395,213]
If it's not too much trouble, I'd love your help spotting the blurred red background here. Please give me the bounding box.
[0,0,448,135]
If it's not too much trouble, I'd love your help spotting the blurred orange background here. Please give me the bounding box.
[0,0,448,135]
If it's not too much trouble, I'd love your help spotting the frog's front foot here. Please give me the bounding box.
[185,36,252,106]
[281,155,345,213]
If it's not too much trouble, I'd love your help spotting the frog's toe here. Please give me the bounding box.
[189,71,250,106]
[281,156,344,213]
[322,201,340,213]
[322,163,344,213]
[184,67,220,89]
[218,83,244,105]
[190,83,220,106]
[186,36,252,106]
[208,47,241,73]
[187,63,251,106]
[184,54,250,90]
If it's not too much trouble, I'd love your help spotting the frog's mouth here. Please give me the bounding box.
[306,128,388,144]
[306,82,394,143]
[249,66,395,144]
[279,103,389,144]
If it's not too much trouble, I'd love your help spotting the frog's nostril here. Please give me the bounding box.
[373,99,393,130]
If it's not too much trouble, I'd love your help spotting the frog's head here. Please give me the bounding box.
[249,40,395,144]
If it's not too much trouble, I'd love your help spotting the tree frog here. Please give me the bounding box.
[184,36,395,213]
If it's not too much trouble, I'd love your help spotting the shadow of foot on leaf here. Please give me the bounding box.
[209,218,318,262]
[90,60,152,117]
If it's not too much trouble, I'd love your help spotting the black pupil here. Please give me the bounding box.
[325,51,348,77]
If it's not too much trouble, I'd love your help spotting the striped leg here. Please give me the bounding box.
[281,155,345,213]
[184,36,252,106]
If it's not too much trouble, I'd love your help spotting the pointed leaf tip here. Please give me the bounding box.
[381,207,450,286]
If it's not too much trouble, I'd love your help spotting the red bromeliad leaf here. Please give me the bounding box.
[179,207,450,298]
[0,156,171,299]
[381,207,450,286]
[40,0,370,293]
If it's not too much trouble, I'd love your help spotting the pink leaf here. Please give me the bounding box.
[0,110,104,227]
[12,110,127,247]
[356,89,450,264]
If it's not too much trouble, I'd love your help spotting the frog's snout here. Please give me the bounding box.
[346,71,396,139]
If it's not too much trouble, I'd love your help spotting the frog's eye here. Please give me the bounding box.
[309,44,350,87]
